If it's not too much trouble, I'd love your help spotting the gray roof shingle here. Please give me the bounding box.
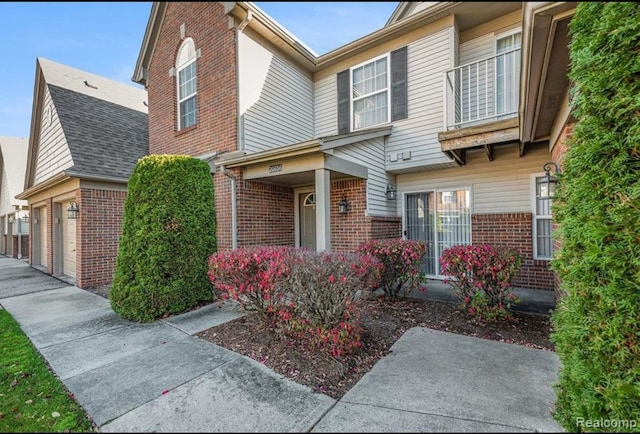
[48,84,149,180]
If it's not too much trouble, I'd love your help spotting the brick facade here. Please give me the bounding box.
[331,179,368,252]
[147,2,237,251]
[330,179,401,252]
[212,176,401,253]
[10,235,29,259]
[472,212,555,290]
[76,188,127,289]
[26,188,127,289]
[237,179,295,248]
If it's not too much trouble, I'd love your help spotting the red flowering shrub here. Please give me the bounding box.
[439,244,522,321]
[208,246,294,324]
[276,250,382,357]
[209,247,381,358]
[357,238,428,300]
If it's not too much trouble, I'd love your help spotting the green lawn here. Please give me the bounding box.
[0,309,96,432]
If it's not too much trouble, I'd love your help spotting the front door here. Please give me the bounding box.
[299,192,316,250]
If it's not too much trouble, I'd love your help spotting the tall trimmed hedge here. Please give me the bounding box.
[110,155,217,322]
[551,3,640,431]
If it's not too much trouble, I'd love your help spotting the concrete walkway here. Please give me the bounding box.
[0,255,563,432]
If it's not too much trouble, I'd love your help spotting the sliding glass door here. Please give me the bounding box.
[405,188,471,276]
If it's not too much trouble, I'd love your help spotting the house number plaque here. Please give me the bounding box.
[268,164,283,173]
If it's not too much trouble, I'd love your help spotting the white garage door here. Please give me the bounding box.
[61,201,76,278]
[39,208,47,268]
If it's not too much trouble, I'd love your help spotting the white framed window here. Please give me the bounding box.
[351,53,390,130]
[495,30,521,118]
[176,38,197,130]
[532,174,553,259]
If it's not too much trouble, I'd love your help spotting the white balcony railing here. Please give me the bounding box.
[444,48,521,131]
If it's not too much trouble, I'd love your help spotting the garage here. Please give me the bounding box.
[35,207,47,268]
[60,200,76,278]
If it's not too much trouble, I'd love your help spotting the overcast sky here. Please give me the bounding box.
[0,2,398,139]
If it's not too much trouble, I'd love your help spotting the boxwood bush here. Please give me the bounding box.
[550,2,640,431]
[110,155,217,322]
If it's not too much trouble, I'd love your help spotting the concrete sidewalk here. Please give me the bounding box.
[0,255,563,432]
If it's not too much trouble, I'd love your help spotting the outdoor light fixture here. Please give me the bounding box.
[338,196,349,215]
[8,216,15,223]
[67,201,80,219]
[538,162,561,199]
[386,183,397,201]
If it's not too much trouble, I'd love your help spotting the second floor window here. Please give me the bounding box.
[337,47,407,135]
[352,55,389,130]
[176,38,197,130]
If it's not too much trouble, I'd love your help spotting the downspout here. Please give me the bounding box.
[224,9,252,250]
[220,165,237,249]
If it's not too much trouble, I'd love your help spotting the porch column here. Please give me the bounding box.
[315,168,331,252]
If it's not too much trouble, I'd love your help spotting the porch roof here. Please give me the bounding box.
[215,125,391,186]
[216,125,392,168]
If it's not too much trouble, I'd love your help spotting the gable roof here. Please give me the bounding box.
[48,84,148,181]
[133,2,528,84]
[0,136,29,210]
[20,58,148,198]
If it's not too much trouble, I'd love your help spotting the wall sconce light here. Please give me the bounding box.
[67,201,80,219]
[338,196,349,215]
[8,216,15,223]
[386,183,397,201]
[33,218,39,225]
[538,162,561,199]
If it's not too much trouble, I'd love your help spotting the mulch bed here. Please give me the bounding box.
[195,296,554,400]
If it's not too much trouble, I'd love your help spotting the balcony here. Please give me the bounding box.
[440,48,521,165]
[444,48,520,130]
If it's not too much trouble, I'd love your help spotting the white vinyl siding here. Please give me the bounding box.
[243,56,314,153]
[239,32,313,153]
[459,34,494,67]
[0,170,11,217]
[34,87,73,185]
[332,136,395,217]
[396,145,552,214]
[314,74,338,137]
[386,27,453,171]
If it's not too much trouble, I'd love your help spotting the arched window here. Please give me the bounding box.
[303,193,316,208]
[176,38,197,130]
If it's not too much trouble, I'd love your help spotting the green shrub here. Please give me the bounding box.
[110,155,217,322]
[356,238,427,300]
[550,2,640,431]
[439,244,522,321]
